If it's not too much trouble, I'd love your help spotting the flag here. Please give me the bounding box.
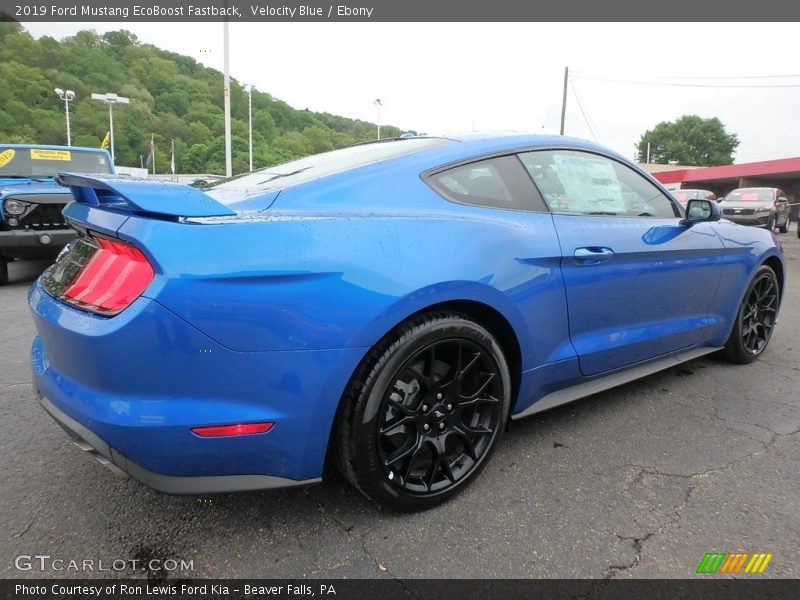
[100,131,110,150]
[145,136,155,167]
[170,139,175,175]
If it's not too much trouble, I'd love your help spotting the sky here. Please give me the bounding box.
[23,21,800,163]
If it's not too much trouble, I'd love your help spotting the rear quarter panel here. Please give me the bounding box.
[118,176,574,373]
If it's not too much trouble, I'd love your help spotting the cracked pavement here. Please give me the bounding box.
[1,231,799,579]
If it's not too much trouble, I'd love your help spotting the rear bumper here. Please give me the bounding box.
[29,279,366,490]
[0,227,75,248]
[38,393,320,494]
[0,228,75,258]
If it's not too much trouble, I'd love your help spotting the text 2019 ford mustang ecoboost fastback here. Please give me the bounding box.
[29,135,784,511]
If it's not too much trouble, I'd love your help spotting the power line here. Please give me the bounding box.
[569,79,600,143]
[571,70,800,81]
[539,100,556,131]
[572,74,800,89]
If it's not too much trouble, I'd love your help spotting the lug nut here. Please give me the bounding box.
[422,404,428,412]
[436,393,443,400]
[423,423,430,431]
[446,404,453,411]
[438,423,446,431]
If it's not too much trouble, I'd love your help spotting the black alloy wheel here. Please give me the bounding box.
[332,313,511,512]
[723,265,780,364]
[377,337,504,494]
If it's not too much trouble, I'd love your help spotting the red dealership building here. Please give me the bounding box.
[647,157,800,221]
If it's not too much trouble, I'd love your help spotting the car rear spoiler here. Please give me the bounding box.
[56,173,236,218]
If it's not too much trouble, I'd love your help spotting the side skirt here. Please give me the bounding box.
[512,346,722,420]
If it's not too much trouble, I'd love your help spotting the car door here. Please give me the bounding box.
[518,149,726,376]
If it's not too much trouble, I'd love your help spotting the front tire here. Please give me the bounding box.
[778,214,789,234]
[722,265,779,364]
[332,313,511,512]
[0,257,8,286]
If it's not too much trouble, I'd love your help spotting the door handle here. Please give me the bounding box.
[574,247,614,264]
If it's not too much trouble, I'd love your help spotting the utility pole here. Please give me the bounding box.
[559,66,568,135]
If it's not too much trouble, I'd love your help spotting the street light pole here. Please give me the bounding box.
[108,102,114,158]
[91,92,130,162]
[223,21,232,177]
[54,88,75,146]
[248,85,253,172]
[373,98,382,140]
[559,66,568,136]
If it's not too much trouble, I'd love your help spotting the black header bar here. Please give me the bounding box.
[3,0,800,22]
[4,579,800,600]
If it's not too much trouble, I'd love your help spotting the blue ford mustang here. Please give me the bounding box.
[29,135,784,511]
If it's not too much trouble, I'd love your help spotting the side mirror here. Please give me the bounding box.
[684,199,721,224]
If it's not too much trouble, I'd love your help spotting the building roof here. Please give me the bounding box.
[653,157,800,185]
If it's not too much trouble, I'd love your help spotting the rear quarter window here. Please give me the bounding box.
[426,155,547,212]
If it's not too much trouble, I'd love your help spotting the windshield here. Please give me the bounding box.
[0,147,113,178]
[723,188,774,203]
[206,137,453,203]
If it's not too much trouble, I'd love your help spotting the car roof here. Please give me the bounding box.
[360,133,629,170]
[420,132,610,153]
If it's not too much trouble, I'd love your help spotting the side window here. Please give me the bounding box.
[427,155,547,211]
[518,150,678,218]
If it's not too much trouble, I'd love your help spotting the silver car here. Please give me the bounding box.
[720,187,792,233]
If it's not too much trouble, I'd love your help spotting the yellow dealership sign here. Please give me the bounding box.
[30,149,71,161]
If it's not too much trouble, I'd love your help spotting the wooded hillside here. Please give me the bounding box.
[0,22,403,173]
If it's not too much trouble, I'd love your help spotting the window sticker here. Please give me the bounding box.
[30,149,71,161]
[0,149,15,168]
[552,153,625,213]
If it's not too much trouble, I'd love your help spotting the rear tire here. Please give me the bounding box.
[722,266,779,364]
[332,312,511,512]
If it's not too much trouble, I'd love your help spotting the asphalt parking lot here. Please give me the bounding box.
[1,231,798,580]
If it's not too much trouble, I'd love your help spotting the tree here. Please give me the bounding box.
[637,115,739,166]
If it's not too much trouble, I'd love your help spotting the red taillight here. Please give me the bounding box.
[191,422,275,437]
[61,237,154,315]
